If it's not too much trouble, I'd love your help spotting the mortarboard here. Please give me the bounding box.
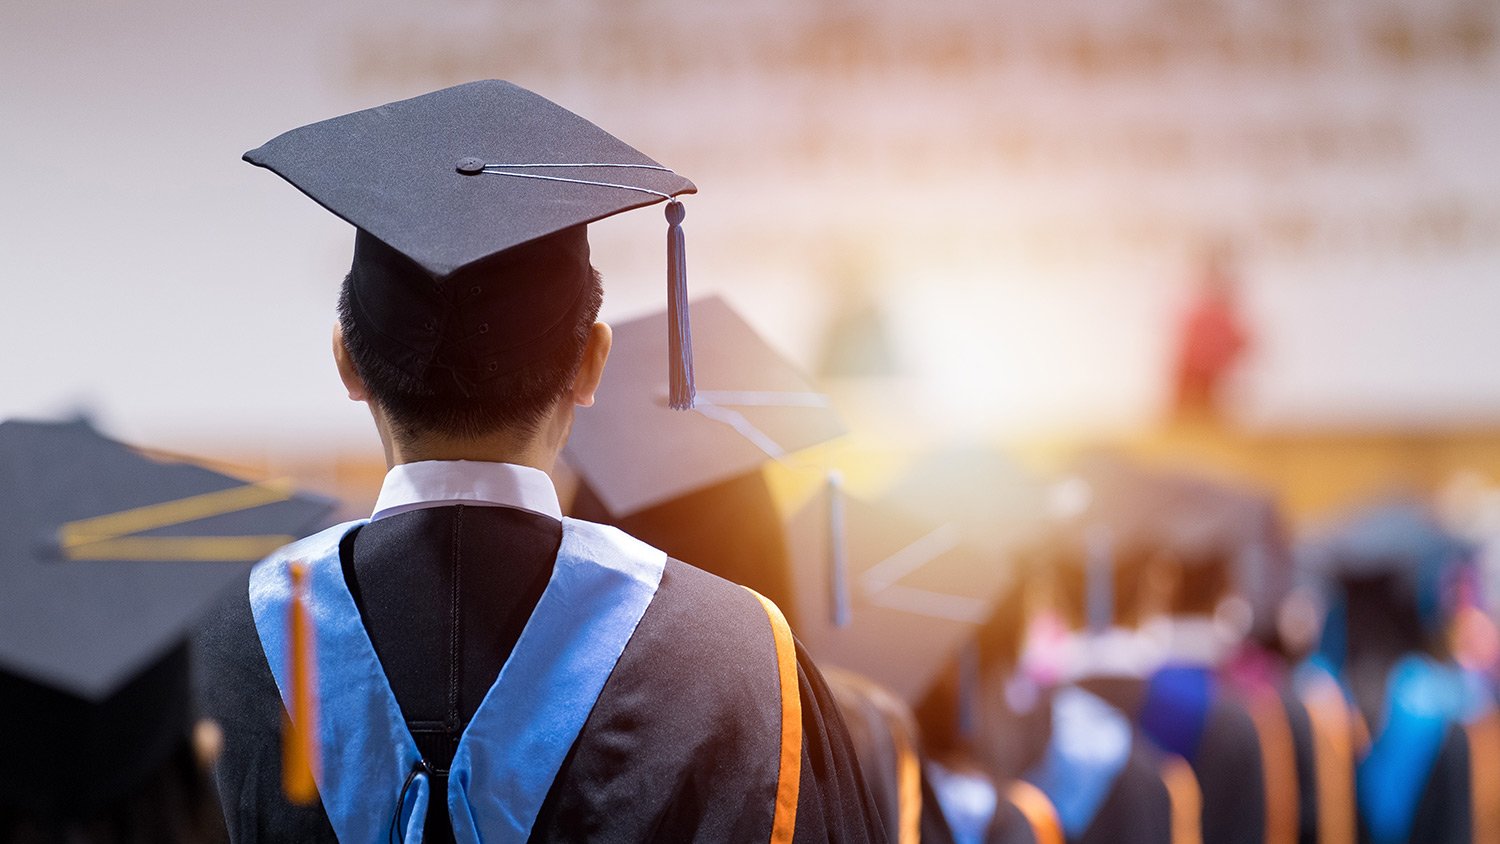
[0,419,335,818]
[564,295,846,516]
[1301,500,1471,635]
[1066,457,1290,636]
[564,297,845,629]
[244,79,700,406]
[880,446,1048,559]
[785,485,1013,706]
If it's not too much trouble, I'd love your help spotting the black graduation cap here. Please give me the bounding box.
[785,484,1012,706]
[564,295,846,516]
[244,79,701,406]
[1301,500,1470,628]
[881,446,1048,558]
[1068,456,1290,635]
[0,419,335,819]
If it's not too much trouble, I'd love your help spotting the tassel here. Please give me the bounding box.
[666,200,695,409]
[957,640,979,740]
[282,560,320,805]
[828,470,852,628]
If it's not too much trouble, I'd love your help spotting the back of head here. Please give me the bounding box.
[1157,541,1235,619]
[336,231,605,446]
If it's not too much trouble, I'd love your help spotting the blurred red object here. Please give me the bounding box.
[1173,249,1250,421]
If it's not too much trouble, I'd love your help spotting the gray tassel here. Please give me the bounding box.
[666,200,695,409]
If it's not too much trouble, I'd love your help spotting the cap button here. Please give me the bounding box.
[455,156,486,175]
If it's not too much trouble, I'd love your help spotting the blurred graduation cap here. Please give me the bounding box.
[0,419,334,818]
[880,445,1048,557]
[1301,501,1471,628]
[565,295,846,516]
[565,297,845,629]
[245,79,700,407]
[1067,456,1290,637]
[786,485,1012,706]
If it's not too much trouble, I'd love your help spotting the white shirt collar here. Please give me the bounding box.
[371,460,562,522]
[1141,616,1230,668]
[1059,626,1160,682]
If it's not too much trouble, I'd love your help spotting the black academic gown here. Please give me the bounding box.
[1282,672,1472,844]
[1054,678,1182,844]
[928,673,1172,844]
[194,505,885,843]
[821,668,957,844]
[912,639,1171,844]
[1129,668,1268,844]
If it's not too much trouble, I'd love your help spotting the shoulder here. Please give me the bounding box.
[623,557,782,682]
[539,560,792,838]
[648,557,778,643]
[191,570,267,692]
[1116,733,1175,815]
[587,557,793,746]
[1203,692,1264,751]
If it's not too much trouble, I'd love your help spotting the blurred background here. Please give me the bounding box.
[4,0,1500,527]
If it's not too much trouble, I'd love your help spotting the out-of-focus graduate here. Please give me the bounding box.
[868,447,1062,844]
[0,419,332,842]
[988,528,1184,844]
[564,295,848,632]
[1134,535,1271,844]
[909,563,1058,844]
[1067,459,1296,843]
[194,81,886,843]
[1288,502,1497,844]
[566,297,934,842]
[784,481,1017,844]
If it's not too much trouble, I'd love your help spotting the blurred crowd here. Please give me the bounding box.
[9,289,1500,842]
[574,409,1500,843]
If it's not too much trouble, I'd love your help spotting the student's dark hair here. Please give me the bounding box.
[337,269,604,443]
[1161,545,1234,616]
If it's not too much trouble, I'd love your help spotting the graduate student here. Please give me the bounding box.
[562,295,848,633]
[985,533,1180,844]
[194,81,885,843]
[1287,502,1486,844]
[565,299,953,843]
[1133,537,1268,844]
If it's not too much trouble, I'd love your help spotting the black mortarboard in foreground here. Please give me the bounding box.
[0,419,335,818]
[786,485,1012,706]
[245,80,700,405]
[565,295,845,516]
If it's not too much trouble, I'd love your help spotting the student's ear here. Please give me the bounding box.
[332,323,370,402]
[571,322,612,408]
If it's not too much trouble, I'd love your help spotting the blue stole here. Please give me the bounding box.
[1356,654,1466,844]
[1025,686,1134,838]
[1139,663,1214,761]
[249,517,667,843]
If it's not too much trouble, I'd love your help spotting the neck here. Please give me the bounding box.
[376,405,572,472]
[392,436,555,471]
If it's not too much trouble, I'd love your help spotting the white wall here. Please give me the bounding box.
[3,0,1498,451]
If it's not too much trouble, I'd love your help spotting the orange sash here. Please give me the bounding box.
[1005,780,1064,844]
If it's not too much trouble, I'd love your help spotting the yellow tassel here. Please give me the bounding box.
[282,560,320,804]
